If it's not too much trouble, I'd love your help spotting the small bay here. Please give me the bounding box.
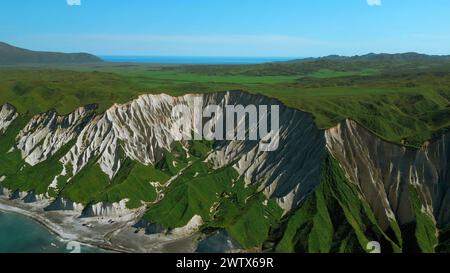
[0,211,106,253]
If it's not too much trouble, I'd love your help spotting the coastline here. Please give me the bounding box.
[0,196,201,253]
[0,198,124,253]
[0,207,110,253]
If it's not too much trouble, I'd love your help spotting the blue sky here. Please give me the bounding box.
[1,0,450,57]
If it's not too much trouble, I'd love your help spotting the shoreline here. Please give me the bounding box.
[0,196,201,253]
[0,199,124,253]
[0,208,113,253]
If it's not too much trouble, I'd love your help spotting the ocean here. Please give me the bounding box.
[100,56,297,65]
[0,211,105,253]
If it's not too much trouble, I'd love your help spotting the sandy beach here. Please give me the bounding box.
[0,195,201,253]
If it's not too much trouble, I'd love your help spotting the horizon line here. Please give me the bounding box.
[3,40,450,59]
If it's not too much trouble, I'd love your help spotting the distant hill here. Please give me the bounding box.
[0,42,103,65]
[183,52,450,76]
[290,52,450,63]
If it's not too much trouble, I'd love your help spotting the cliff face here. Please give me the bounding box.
[9,92,326,212]
[0,103,18,133]
[326,120,450,229]
[204,92,325,211]
[1,91,449,252]
[17,105,96,166]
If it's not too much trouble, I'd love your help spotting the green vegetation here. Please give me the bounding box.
[0,42,102,65]
[144,143,283,249]
[0,70,144,114]
[144,161,284,249]
[408,185,438,253]
[208,182,283,249]
[58,141,211,209]
[275,155,402,253]
[1,53,449,252]
[0,116,30,177]
[0,115,72,195]
[2,53,450,147]
[0,115,33,191]
[60,159,111,204]
[100,160,170,209]
[59,145,177,207]
[155,142,191,176]
[59,158,170,208]
[1,144,71,194]
[144,164,238,227]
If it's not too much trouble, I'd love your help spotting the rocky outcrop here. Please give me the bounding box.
[0,103,18,133]
[0,183,13,198]
[8,190,29,201]
[133,215,203,237]
[0,186,10,196]
[22,191,47,203]
[16,105,96,166]
[133,220,167,235]
[170,215,204,236]
[206,92,325,211]
[81,200,132,218]
[132,216,204,237]
[45,197,84,212]
[59,94,197,179]
[196,230,241,253]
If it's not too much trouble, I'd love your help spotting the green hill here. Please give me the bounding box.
[0,42,102,65]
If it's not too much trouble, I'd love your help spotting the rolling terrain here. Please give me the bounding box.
[1,44,450,252]
[0,91,449,253]
[0,42,102,65]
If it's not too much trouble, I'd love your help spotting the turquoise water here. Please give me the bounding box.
[0,211,106,253]
[100,56,297,65]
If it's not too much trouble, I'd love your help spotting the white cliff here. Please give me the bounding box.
[59,94,202,179]
[2,91,450,235]
[16,105,96,166]
[34,92,325,213]
[44,197,84,212]
[81,199,133,218]
[204,92,325,212]
[0,103,18,133]
[170,215,204,236]
[325,119,450,229]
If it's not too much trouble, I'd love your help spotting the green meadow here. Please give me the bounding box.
[2,56,450,147]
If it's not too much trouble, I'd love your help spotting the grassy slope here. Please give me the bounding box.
[0,42,102,65]
[209,184,283,249]
[407,185,438,253]
[143,140,283,249]
[0,70,144,114]
[0,115,32,189]
[100,159,170,209]
[2,60,450,147]
[59,148,174,207]
[144,164,284,249]
[275,155,402,253]
[274,154,441,253]
[0,121,170,208]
